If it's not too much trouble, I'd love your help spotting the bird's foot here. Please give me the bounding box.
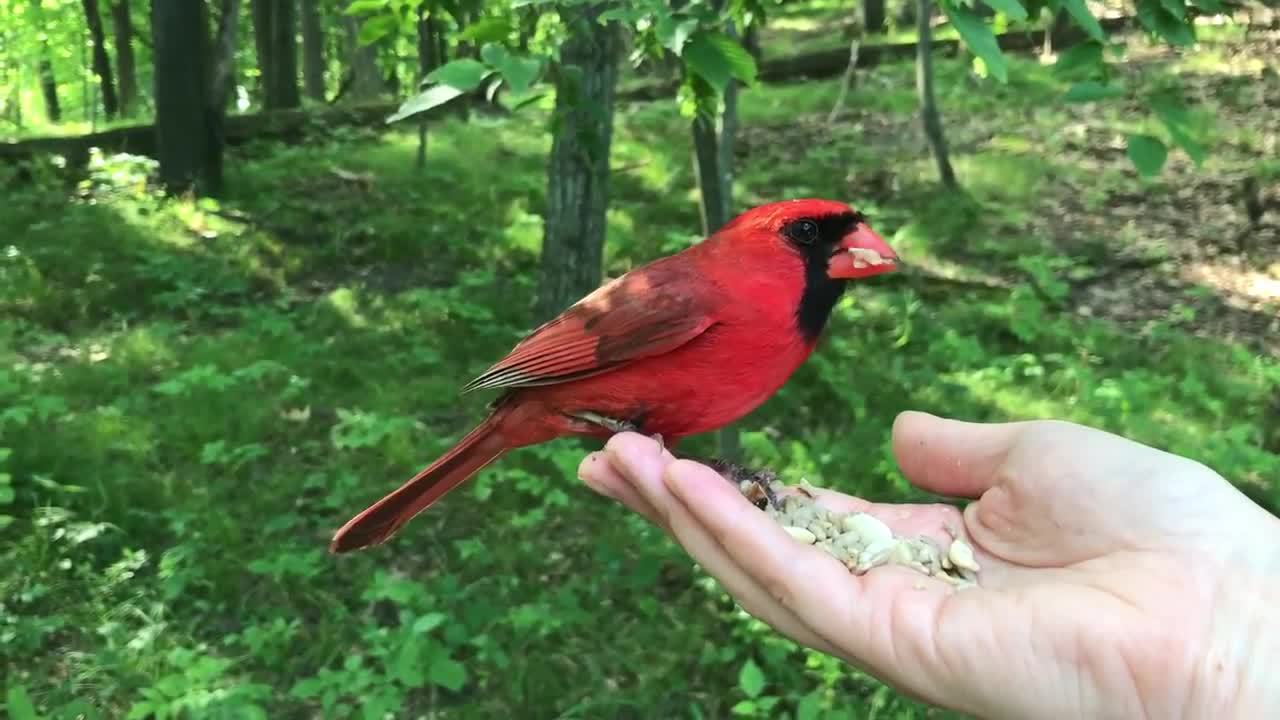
[705,459,781,511]
[571,411,638,434]
[571,411,663,450]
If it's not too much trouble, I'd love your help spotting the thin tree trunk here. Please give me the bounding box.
[827,37,861,124]
[537,3,620,319]
[253,0,300,109]
[110,0,137,116]
[252,0,273,104]
[691,115,726,237]
[916,0,957,188]
[38,59,60,123]
[865,0,887,33]
[688,19,743,462]
[153,0,214,195]
[82,0,119,119]
[29,0,62,123]
[415,8,439,169]
[301,0,325,101]
[272,0,300,108]
[210,0,242,109]
[207,0,241,189]
[342,15,385,101]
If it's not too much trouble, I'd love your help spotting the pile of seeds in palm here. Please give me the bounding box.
[755,482,981,589]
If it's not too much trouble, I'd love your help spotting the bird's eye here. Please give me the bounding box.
[787,219,819,246]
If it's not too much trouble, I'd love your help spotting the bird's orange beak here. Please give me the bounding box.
[827,222,899,280]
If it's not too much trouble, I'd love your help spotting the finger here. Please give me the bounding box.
[603,434,845,656]
[891,411,1023,499]
[578,451,668,530]
[663,458,958,679]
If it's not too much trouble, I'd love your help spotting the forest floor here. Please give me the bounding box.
[1,21,1278,720]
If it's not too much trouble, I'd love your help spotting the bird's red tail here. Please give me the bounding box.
[329,418,507,553]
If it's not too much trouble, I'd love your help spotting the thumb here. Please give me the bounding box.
[891,411,1024,499]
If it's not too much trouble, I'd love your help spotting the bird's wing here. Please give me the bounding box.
[462,263,720,392]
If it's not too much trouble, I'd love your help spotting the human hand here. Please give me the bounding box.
[577,412,1280,719]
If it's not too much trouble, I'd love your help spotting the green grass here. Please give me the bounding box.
[2,38,1278,720]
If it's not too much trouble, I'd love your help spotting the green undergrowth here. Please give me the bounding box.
[2,44,1278,720]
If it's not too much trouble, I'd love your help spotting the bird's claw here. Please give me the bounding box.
[707,459,781,511]
[571,411,639,434]
[570,411,662,450]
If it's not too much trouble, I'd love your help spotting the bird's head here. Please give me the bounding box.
[714,198,899,281]
[706,199,900,340]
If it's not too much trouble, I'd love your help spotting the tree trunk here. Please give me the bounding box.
[689,23,742,462]
[865,0,887,33]
[343,15,385,101]
[153,0,215,195]
[82,0,119,119]
[38,59,61,123]
[537,4,620,320]
[301,0,325,101]
[210,0,242,110]
[110,0,137,116]
[691,115,726,237]
[207,0,242,188]
[743,22,762,61]
[916,0,957,188]
[29,0,61,123]
[252,0,300,109]
[827,37,861,123]
[415,10,440,169]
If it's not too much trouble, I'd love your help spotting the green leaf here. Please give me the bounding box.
[394,637,426,688]
[344,0,387,15]
[460,16,512,44]
[942,2,1008,82]
[1063,81,1125,102]
[482,45,542,95]
[1138,0,1196,45]
[357,14,398,46]
[656,16,699,54]
[0,485,14,504]
[412,612,447,633]
[1165,126,1204,164]
[481,44,508,67]
[597,8,647,23]
[427,59,493,92]
[1127,134,1168,178]
[982,0,1029,20]
[1159,0,1186,19]
[796,691,824,720]
[0,515,13,529]
[683,31,757,94]
[1057,0,1106,42]
[1158,16,1196,46]
[385,85,465,123]
[1151,96,1206,165]
[428,655,467,692]
[1052,41,1104,79]
[6,685,38,720]
[737,658,765,698]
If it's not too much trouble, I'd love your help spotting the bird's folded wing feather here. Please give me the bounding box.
[462,266,720,392]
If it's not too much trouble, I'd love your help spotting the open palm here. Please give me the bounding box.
[578,412,1280,719]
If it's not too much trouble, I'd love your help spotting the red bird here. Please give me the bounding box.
[330,198,898,553]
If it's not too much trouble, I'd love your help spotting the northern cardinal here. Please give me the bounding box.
[330,198,898,553]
